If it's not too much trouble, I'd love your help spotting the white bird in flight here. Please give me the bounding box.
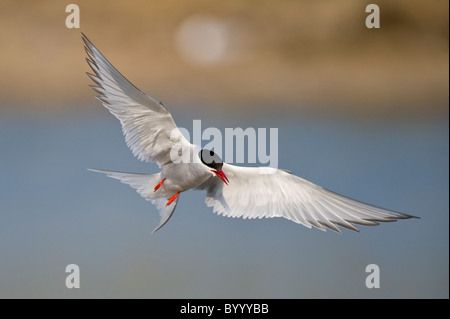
[83,33,417,233]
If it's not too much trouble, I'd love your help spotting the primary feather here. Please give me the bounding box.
[82,33,190,166]
[198,164,417,233]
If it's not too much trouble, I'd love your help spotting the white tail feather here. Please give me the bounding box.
[89,169,179,232]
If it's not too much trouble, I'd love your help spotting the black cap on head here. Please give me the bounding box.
[199,149,223,171]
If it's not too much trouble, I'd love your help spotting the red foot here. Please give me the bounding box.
[166,192,180,206]
[154,178,166,192]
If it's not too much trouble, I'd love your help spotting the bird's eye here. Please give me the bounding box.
[199,149,223,170]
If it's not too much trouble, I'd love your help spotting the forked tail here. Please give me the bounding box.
[89,169,179,232]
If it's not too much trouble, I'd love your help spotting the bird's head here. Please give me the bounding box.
[199,149,229,185]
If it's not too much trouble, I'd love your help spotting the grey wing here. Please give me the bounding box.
[200,164,418,233]
[82,33,190,165]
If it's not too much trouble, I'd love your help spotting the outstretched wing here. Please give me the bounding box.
[82,33,190,166]
[199,164,417,233]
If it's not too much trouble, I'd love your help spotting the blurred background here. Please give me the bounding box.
[0,0,448,298]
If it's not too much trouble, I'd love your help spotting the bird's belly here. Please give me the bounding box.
[162,162,211,192]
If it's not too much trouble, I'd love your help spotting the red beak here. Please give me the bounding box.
[211,170,229,185]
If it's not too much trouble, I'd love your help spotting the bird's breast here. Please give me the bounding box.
[161,162,211,192]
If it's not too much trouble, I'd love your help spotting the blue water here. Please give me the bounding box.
[0,106,448,298]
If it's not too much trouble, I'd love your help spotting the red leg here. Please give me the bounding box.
[154,178,166,192]
[166,192,180,206]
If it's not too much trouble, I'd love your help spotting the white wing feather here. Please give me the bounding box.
[199,164,416,233]
[82,33,190,166]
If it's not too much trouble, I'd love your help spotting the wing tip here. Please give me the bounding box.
[81,33,94,54]
[398,213,421,220]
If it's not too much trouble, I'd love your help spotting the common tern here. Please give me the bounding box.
[83,33,417,233]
